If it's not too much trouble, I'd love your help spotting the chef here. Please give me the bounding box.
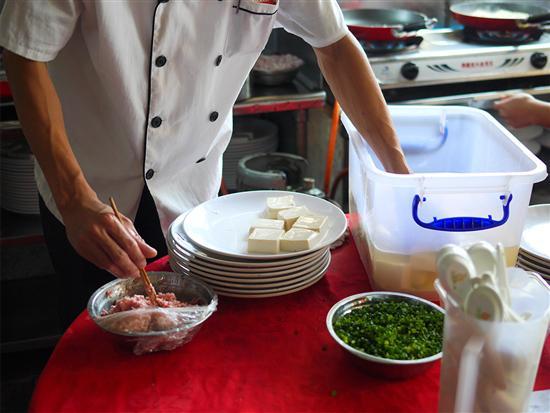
[0,0,410,325]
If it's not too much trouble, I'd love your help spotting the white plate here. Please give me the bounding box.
[170,252,330,288]
[537,132,550,149]
[169,210,330,267]
[168,224,326,269]
[507,125,544,141]
[170,250,330,283]
[520,204,550,261]
[211,270,328,298]
[522,140,542,155]
[182,190,347,260]
[519,249,550,267]
[202,257,330,297]
[516,262,550,278]
[516,257,550,276]
[170,248,328,277]
[169,239,327,274]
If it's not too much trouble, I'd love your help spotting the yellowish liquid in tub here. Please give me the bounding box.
[368,243,519,293]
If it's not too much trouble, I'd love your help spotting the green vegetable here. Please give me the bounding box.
[333,299,444,360]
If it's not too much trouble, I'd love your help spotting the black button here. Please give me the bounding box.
[215,55,222,66]
[155,55,167,67]
[196,157,206,164]
[209,111,219,122]
[145,169,155,180]
[151,116,162,128]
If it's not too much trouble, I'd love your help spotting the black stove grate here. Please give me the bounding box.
[462,26,543,45]
[359,36,423,54]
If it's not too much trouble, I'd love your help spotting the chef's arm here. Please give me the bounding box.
[3,50,156,277]
[314,34,410,174]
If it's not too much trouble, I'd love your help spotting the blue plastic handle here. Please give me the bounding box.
[412,194,513,232]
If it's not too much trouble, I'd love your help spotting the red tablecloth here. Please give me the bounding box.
[30,238,549,413]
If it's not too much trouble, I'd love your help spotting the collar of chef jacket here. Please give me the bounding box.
[0,0,347,234]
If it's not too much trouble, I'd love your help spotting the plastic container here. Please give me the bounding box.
[343,106,547,299]
[436,268,550,412]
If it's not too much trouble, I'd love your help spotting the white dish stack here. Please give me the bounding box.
[515,204,550,282]
[0,123,39,215]
[166,191,347,298]
[222,118,278,190]
[505,125,543,155]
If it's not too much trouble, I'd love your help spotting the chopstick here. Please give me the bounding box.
[108,197,158,306]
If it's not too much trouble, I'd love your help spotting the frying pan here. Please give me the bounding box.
[343,9,437,42]
[451,2,550,31]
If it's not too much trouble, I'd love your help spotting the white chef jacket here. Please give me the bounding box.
[0,0,348,233]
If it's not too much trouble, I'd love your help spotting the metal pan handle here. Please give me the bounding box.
[401,17,437,32]
[525,12,550,24]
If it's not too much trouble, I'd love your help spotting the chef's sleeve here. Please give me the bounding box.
[0,0,81,62]
[275,0,349,49]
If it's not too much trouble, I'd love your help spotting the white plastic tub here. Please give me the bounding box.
[344,106,547,300]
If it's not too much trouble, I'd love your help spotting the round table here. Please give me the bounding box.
[29,238,550,412]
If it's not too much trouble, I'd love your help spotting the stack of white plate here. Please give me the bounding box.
[0,125,39,215]
[167,191,347,298]
[506,125,543,155]
[516,204,550,282]
[536,129,550,150]
[222,118,278,190]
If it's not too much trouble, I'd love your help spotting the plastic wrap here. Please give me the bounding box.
[88,272,218,355]
[97,304,217,355]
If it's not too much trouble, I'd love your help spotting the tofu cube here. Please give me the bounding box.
[277,206,311,230]
[265,195,295,219]
[280,228,319,252]
[292,214,328,233]
[248,228,285,254]
[249,218,285,234]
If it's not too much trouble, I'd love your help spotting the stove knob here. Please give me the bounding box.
[531,52,548,69]
[401,62,419,80]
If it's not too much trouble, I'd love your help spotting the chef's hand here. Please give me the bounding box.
[494,93,549,129]
[60,195,157,278]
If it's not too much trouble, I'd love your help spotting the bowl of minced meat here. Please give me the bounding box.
[88,272,217,355]
[326,292,444,379]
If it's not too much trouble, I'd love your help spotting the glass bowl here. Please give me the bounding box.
[88,271,217,354]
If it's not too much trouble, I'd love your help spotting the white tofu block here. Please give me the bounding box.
[280,228,319,252]
[277,206,311,230]
[265,195,295,219]
[248,228,285,254]
[292,214,328,233]
[249,218,285,234]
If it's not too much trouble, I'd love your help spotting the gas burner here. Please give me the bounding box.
[359,37,423,54]
[462,26,543,45]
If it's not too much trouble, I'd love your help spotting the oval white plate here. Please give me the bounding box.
[516,257,550,276]
[170,250,330,284]
[507,125,543,141]
[516,262,550,279]
[537,132,550,149]
[168,227,326,269]
[205,262,330,297]
[182,190,347,260]
[520,204,550,261]
[519,248,550,266]
[169,242,328,275]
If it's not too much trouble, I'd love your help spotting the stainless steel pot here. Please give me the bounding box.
[237,75,251,102]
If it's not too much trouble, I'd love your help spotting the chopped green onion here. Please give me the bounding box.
[333,300,444,360]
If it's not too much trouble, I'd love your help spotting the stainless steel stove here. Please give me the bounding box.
[367,29,550,105]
